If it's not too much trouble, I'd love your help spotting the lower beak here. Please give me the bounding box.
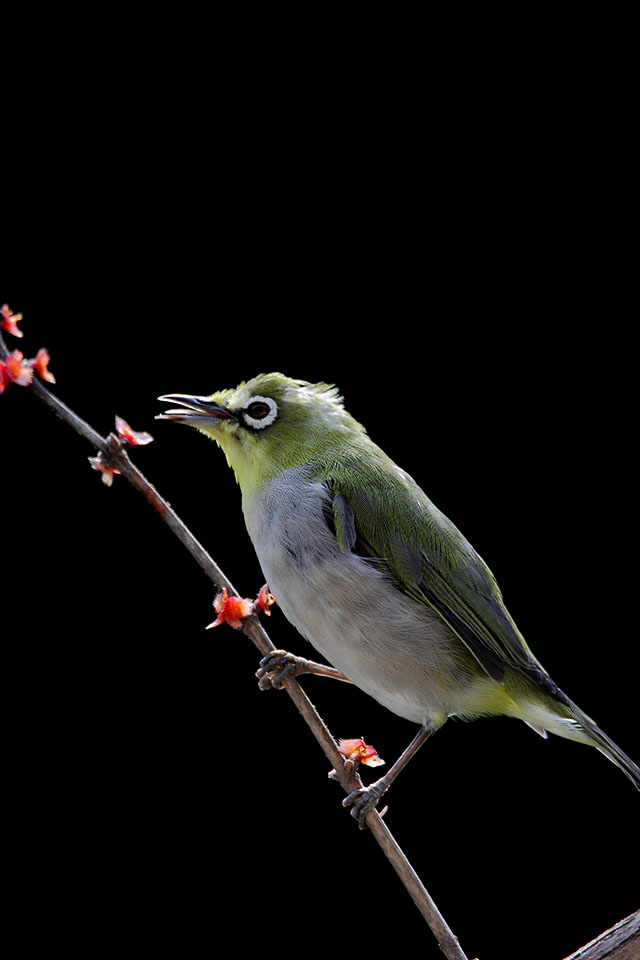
[156,394,238,427]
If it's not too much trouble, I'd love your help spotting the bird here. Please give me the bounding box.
[157,373,640,820]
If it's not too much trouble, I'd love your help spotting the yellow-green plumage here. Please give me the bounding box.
[158,373,640,795]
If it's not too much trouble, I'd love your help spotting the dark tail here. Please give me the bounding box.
[571,706,640,790]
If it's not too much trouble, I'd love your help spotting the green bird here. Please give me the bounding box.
[158,373,640,820]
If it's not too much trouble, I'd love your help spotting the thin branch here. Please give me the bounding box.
[2,329,470,960]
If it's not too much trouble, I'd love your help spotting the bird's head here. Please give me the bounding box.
[157,373,365,494]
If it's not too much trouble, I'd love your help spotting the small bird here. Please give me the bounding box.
[158,373,640,819]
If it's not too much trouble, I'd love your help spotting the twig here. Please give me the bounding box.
[562,910,640,960]
[2,328,470,960]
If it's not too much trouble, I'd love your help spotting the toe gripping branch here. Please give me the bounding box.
[256,648,435,828]
[341,722,436,827]
[256,650,350,690]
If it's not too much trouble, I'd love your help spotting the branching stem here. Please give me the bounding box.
[1,328,471,959]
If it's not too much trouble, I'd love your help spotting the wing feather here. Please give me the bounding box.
[323,450,546,686]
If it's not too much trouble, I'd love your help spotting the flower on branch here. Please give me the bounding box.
[87,418,153,486]
[206,585,274,630]
[0,361,10,394]
[255,584,275,615]
[0,305,56,391]
[88,454,121,486]
[0,350,33,391]
[338,737,385,767]
[115,416,154,447]
[1,304,24,338]
[1,347,56,393]
[207,587,254,629]
[31,348,56,384]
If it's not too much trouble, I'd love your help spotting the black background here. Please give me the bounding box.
[3,26,638,960]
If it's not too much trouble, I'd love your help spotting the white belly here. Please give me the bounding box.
[243,466,465,725]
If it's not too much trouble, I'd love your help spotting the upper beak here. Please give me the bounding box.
[156,394,238,427]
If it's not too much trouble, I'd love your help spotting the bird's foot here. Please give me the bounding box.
[256,650,311,690]
[342,778,389,828]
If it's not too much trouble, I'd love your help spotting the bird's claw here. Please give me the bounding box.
[342,779,387,828]
[256,650,307,690]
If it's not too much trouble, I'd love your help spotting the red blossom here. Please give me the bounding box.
[206,585,275,630]
[1,304,24,338]
[0,347,57,393]
[338,738,385,768]
[115,416,154,446]
[31,348,56,383]
[255,584,275,615]
[2,350,33,387]
[206,588,254,629]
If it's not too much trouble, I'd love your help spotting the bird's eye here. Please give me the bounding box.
[247,401,271,419]
[243,395,278,429]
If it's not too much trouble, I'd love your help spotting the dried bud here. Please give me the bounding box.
[89,454,121,486]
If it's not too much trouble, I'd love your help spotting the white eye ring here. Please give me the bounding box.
[243,395,279,429]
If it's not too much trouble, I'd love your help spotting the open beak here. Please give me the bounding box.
[156,394,238,428]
